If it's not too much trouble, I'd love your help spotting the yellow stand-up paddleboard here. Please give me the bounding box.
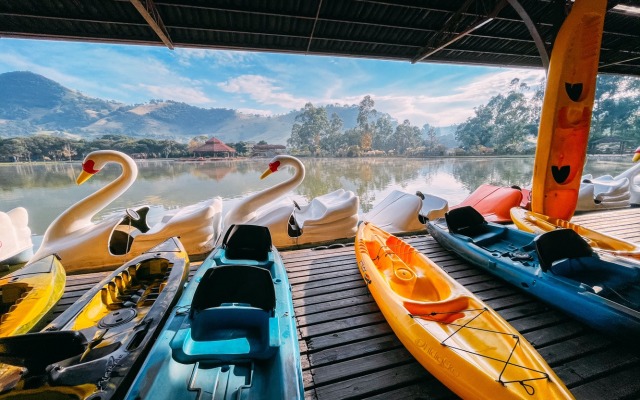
[355,223,574,399]
[531,0,607,220]
[511,206,640,257]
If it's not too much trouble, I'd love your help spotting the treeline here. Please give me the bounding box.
[456,74,640,154]
[0,135,192,162]
[0,134,274,162]
[287,96,445,157]
[288,74,640,157]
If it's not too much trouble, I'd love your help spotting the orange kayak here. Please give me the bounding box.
[531,0,607,220]
[356,222,574,399]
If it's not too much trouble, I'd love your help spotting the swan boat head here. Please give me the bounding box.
[29,150,139,269]
[223,155,305,227]
[633,146,640,163]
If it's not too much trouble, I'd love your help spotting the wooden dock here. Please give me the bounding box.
[54,208,640,399]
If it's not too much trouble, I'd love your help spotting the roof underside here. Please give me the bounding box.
[1,0,639,76]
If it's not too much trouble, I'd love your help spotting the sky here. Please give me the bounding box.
[0,38,546,127]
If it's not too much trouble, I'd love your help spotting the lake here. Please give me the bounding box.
[0,156,634,237]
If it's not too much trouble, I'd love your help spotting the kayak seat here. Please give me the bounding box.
[190,266,275,317]
[0,331,88,373]
[173,305,278,363]
[404,296,470,324]
[534,229,593,272]
[222,224,272,262]
[549,256,640,291]
[172,265,279,363]
[445,206,490,237]
[445,206,506,245]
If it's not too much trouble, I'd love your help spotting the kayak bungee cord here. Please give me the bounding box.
[410,309,551,396]
[369,241,552,395]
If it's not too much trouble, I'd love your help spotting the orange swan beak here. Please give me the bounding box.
[77,159,100,185]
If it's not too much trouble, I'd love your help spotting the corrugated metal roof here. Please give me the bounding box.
[1,0,639,76]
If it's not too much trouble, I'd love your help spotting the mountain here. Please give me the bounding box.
[0,71,458,147]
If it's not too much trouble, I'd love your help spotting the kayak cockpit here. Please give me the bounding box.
[535,229,640,306]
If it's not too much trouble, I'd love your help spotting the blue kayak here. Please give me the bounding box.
[126,224,304,400]
[427,206,640,341]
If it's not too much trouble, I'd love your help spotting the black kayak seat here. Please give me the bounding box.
[190,265,276,318]
[445,206,492,237]
[0,331,88,373]
[535,229,593,272]
[222,224,272,261]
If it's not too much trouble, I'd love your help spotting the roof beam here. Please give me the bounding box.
[412,0,508,64]
[129,0,173,49]
[506,0,549,71]
[306,0,323,53]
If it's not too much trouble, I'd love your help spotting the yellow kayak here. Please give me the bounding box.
[0,237,189,399]
[510,207,640,257]
[355,223,573,400]
[531,0,606,220]
[0,255,65,337]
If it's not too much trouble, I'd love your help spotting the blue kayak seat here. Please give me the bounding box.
[190,265,276,318]
[173,305,279,362]
[534,229,593,272]
[222,224,272,261]
[172,265,280,363]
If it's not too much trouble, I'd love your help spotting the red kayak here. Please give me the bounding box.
[451,184,530,223]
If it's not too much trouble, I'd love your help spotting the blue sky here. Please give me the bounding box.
[0,38,546,127]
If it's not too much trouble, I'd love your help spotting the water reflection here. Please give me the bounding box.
[0,156,633,236]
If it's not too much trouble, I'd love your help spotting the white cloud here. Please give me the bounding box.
[237,108,274,116]
[218,75,304,109]
[174,48,253,66]
[134,84,213,104]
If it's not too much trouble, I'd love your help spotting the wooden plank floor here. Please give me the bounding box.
[283,208,640,400]
[53,208,640,399]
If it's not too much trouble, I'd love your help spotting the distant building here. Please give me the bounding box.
[193,137,237,158]
[251,144,286,157]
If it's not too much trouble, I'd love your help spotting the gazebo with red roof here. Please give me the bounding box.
[193,137,237,158]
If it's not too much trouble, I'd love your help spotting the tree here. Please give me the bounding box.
[320,113,345,154]
[455,81,539,153]
[287,102,330,155]
[373,116,394,152]
[392,120,421,154]
[356,95,376,151]
[188,135,208,153]
[423,124,442,155]
[234,142,248,155]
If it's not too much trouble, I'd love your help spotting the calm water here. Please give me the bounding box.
[0,156,634,237]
